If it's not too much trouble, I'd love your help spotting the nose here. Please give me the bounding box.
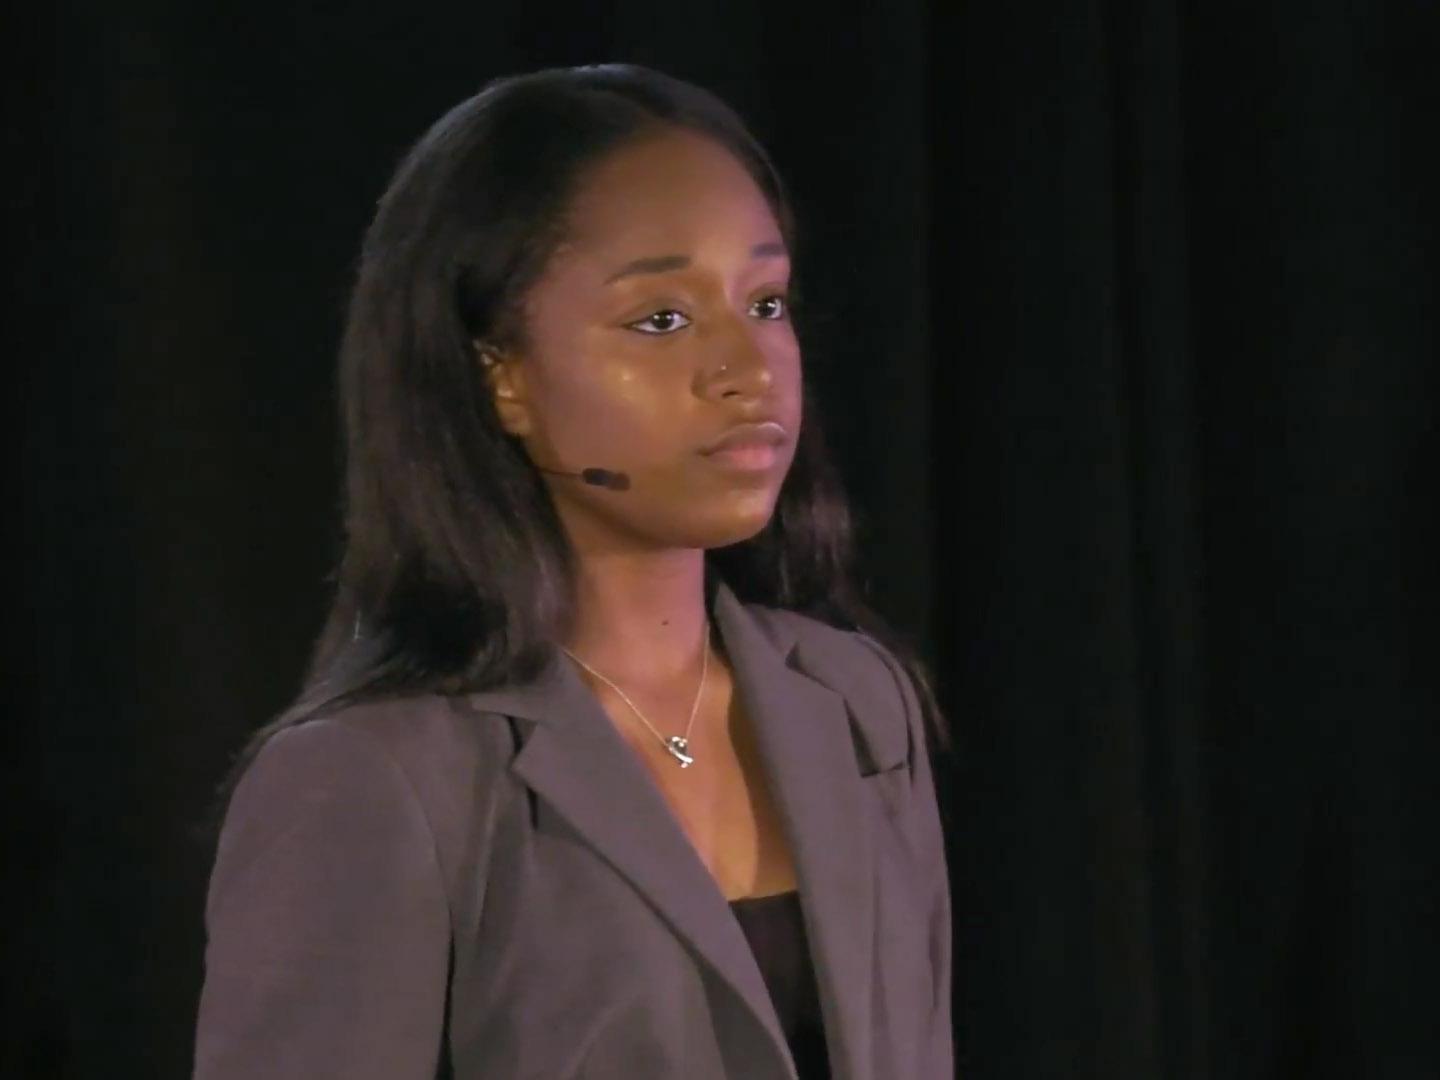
[705,313,780,396]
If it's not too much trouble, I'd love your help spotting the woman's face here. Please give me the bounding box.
[482,127,803,555]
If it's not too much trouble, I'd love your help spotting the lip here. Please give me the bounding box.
[698,420,789,456]
[703,443,781,471]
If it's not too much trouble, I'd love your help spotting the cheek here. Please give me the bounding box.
[531,338,683,456]
[776,338,804,397]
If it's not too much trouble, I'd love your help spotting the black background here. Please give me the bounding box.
[12,2,1437,1076]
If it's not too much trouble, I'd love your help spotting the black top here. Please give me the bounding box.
[728,889,831,1079]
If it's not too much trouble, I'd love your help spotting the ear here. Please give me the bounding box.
[473,340,533,438]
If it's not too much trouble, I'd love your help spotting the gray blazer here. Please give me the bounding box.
[193,579,953,1079]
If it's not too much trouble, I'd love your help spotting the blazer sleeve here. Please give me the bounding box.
[853,633,955,1080]
[193,719,451,1080]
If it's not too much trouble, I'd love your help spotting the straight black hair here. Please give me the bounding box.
[200,62,950,849]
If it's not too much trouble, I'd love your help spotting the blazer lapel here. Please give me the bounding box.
[462,579,876,1080]
[714,582,877,1080]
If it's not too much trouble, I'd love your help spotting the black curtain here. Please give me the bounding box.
[13,2,1436,1077]
[939,2,1438,1077]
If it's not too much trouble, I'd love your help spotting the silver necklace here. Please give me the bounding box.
[560,619,711,768]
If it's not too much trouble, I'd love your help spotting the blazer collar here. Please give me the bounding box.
[461,577,877,1080]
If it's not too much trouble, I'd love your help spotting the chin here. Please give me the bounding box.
[696,504,779,550]
[621,481,784,550]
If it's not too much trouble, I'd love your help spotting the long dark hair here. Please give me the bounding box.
[200,63,950,849]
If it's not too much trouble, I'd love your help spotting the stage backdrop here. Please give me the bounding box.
[13,1,1436,1077]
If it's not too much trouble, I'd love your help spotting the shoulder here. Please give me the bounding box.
[240,693,517,809]
[741,601,919,773]
[199,706,458,1069]
[315,692,519,791]
[743,600,914,708]
[220,695,518,901]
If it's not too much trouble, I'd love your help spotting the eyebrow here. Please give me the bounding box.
[603,241,789,285]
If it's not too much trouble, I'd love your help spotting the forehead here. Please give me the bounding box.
[557,128,781,259]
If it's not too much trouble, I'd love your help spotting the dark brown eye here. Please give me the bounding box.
[752,294,789,320]
[627,309,692,335]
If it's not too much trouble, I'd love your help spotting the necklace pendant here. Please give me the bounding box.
[665,735,695,768]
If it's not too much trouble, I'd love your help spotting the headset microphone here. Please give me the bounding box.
[534,465,631,491]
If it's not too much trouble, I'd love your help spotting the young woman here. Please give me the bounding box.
[193,64,952,1080]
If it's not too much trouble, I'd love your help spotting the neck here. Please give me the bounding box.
[561,550,717,687]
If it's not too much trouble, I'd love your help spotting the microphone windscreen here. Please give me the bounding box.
[582,467,630,491]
